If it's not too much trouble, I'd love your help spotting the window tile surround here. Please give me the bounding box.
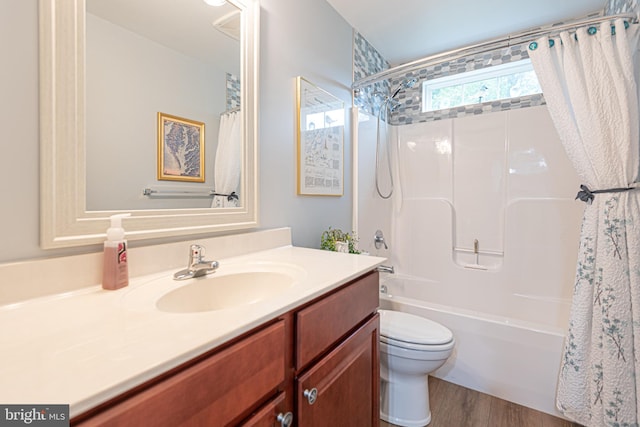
[353,35,545,124]
[388,45,544,125]
[605,0,638,14]
[226,72,241,111]
[352,1,632,125]
[353,31,390,117]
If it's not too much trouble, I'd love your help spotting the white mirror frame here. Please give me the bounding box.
[39,0,259,249]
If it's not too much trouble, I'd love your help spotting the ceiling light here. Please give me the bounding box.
[203,0,227,6]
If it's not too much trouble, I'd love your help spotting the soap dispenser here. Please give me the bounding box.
[102,213,131,290]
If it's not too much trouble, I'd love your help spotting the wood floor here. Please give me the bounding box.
[380,377,584,427]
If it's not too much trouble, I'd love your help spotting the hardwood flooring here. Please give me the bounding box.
[380,377,584,427]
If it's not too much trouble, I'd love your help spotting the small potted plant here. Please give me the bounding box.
[320,227,361,254]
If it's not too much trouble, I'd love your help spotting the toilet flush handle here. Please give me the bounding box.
[303,388,318,405]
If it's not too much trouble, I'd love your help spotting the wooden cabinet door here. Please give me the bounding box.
[296,315,379,427]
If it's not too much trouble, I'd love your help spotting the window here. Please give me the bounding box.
[422,59,542,112]
[304,109,344,131]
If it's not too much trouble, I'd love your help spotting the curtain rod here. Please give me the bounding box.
[352,12,638,91]
[221,106,241,115]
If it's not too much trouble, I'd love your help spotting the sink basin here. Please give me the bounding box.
[156,272,295,313]
[121,261,307,314]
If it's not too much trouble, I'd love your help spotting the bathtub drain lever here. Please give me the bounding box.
[474,239,480,264]
[464,239,488,271]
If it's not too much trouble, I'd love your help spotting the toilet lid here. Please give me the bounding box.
[379,309,453,345]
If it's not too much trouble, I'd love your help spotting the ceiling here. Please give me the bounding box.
[326,0,607,66]
[86,0,240,69]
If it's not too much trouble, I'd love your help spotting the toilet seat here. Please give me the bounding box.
[381,335,455,352]
[379,309,454,351]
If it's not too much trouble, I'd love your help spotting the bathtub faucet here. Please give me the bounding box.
[376,265,395,274]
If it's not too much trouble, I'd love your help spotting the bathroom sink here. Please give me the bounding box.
[121,261,306,314]
[156,272,295,313]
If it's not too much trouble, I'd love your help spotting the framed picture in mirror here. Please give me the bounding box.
[157,112,205,182]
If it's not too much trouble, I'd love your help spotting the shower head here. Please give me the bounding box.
[387,98,401,111]
[390,78,418,99]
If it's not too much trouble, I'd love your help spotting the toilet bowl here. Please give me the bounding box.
[379,309,455,427]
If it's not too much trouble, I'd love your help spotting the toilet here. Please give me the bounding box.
[379,309,455,427]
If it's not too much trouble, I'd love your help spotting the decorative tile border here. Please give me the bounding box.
[395,94,546,124]
[605,0,638,14]
[353,9,616,125]
[388,44,541,124]
[353,36,543,124]
[353,31,390,116]
[226,72,241,111]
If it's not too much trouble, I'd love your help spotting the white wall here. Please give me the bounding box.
[259,0,354,248]
[0,0,41,263]
[0,0,354,263]
[356,111,394,257]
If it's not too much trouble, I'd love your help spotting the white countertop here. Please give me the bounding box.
[0,245,384,418]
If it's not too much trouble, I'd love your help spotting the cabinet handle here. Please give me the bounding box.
[303,388,318,405]
[276,412,293,427]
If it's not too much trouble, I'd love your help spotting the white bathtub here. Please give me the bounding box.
[378,274,569,418]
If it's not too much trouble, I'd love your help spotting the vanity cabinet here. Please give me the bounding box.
[295,271,380,427]
[73,321,287,427]
[71,271,379,427]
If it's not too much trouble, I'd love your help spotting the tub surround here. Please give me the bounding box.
[356,105,580,418]
[0,228,385,418]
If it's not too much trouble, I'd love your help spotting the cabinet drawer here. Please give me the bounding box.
[240,392,287,426]
[76,321,286,427]
[295,271,378,370]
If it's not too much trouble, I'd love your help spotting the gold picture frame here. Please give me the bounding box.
[296,77,345,196]
[157,112,205,182]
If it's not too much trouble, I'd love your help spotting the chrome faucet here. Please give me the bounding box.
[374,230,388,250]
[376,265,395,274]
[173,244,219,280]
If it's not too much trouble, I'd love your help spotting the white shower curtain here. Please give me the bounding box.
[211,110,241,208]
[528,19,640,426]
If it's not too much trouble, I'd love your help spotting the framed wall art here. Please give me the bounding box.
[296,77,345,196]
[157,112,205,182]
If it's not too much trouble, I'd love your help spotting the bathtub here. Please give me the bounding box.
[378,274,569,418]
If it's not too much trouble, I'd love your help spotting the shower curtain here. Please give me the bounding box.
[528,19,640,426]
[211,110,241,208]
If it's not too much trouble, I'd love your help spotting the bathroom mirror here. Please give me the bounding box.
[39,0,259,248]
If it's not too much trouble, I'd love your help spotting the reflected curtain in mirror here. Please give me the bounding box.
[212,110,242,207]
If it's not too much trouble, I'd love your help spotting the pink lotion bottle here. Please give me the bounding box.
[102,213,131,290]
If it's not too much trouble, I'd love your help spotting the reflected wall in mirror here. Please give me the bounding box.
[39,0,259,249]
[86,0,241,210]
